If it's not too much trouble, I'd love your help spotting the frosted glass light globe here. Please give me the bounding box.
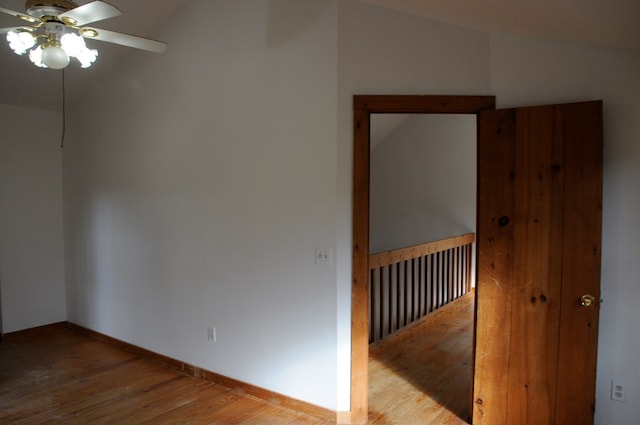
[29,46,46,68]
[41,46,70,69]
[6,30,36,55]
[61,33,98,68]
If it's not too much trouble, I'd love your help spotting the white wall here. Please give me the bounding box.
[0,104,66,333]
[63,0,339,410]
[369,114,476,253]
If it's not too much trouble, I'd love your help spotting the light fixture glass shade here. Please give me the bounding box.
[61,33,98,68]
[61,33,84,56]
[75,47,98,68]
[41,45,70,69]
[29,45,46,68]
[6,30,36,55]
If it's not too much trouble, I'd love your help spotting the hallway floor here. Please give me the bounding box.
[368,291,475,424]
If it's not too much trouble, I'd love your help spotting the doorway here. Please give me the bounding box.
[368,112,477,422]
[349,95,496,423]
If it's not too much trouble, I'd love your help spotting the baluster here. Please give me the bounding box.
[378,266,384,341]
[427,253,433,313]
[467,243,473,292]
[416,258,421,320]
[445,250,451,304]
[418,258,423,320]
[436,251,442,309]
[388,264,393,334]
[453,246,459,299]
[396,263,401,333]
[369,268,375,343]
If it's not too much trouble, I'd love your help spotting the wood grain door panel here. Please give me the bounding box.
[473,101,602,425]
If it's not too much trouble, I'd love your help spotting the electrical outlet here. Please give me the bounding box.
[207,326,216,343]
[611,380,625,402]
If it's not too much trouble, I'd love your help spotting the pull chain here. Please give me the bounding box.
[60,68,66,148]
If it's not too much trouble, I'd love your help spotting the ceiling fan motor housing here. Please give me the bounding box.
[25,0,78,18]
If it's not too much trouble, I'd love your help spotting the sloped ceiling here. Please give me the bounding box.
[357,0,640,51]
[0,0,638,111]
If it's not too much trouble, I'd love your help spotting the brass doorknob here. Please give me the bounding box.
[581,294,596,307]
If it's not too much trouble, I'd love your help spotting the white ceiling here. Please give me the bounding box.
[1,0,638,111]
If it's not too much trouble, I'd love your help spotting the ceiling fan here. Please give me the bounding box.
[0,0,167,69]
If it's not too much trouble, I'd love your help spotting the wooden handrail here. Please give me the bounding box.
[367,232,476,344]
[369,233,475,270]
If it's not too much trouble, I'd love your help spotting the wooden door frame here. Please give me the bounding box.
[349,95,496,424]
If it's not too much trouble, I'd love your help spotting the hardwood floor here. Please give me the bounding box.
[368,291,474,425]
[0,292,474,424]
[0,325,330,424]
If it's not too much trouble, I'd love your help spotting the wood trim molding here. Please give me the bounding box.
[65,322,336,423]
[337,410,360,424]
[354,95,496,114]
[369,233,475,269]
[351,95,495,423]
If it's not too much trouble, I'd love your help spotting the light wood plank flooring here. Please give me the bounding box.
[0,325,330,424]
[0,291,474,424]
[368,291,474,425]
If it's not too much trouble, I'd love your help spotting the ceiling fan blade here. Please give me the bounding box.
[0,26,23,34]
[59,1,121,26]
[82,27,167,53]
[0,6,39,24]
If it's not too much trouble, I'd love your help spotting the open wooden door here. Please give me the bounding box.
[473,101,603,424]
